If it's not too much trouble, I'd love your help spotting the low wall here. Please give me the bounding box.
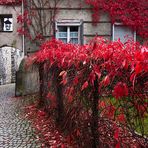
[0,47,23,85]
[15,57,39,96]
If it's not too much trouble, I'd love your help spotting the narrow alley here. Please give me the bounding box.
[0,84,41,148]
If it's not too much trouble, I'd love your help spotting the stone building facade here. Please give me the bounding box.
[0,0,146,86]
[0,5,23,49]
[25,0,144,53]
[0,4,24,85]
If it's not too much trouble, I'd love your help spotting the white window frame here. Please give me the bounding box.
[55,20,82,44]
[112,22,136,42]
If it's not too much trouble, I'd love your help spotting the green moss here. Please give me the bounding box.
[102,97,148,136]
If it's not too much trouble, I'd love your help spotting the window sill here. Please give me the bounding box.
[0,31,13,33]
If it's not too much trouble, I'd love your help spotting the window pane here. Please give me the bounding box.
[70,26,78,32]
[59,38,67,43]
[58,26,67,32]
[114,25,134,43]
[70,38,78,44]
[70,32,78,38]
[58,32,67,38]
[56,23,81,44]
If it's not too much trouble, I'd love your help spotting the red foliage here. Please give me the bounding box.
[30,38,147,146]
[113,82,128,99]
[15,0,147,41]
[85,0,148,38]
[24,104,148,147]
[101,75,110,87]
[81,81,89,91]
[0,0,22,5]
[23,105,73,147]
[33,38,147,96]
[32,38,147,112]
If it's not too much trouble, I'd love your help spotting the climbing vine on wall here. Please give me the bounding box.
[85,0,148,38]
[1,0,147,40]
[0,0,21,5]
[17,0,62,45]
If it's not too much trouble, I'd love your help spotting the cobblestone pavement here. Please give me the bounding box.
[0,84,41,148]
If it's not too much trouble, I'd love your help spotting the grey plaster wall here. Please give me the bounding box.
[0,6,22,50]
[25,0,111,53]
[25,0,147,53]
[55,9,111,44]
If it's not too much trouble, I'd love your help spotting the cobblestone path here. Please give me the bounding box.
[0,84,41,148]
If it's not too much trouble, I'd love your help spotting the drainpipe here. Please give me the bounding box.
[21,0,25,57]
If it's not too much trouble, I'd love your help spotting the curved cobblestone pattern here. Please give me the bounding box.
[0,84,41,148]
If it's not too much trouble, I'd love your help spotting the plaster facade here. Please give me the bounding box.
[0,5,23,85]
[0,5,22,49]
[25,0,112,52]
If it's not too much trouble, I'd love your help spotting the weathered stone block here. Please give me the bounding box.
[15,57,39,96]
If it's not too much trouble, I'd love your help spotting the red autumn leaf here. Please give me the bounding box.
[73,76,79,85]
[135,63,142,74]
[102,75,110,87]
[92,42,97,50]
[122,59,128,70]
[110,106,116,117]
[113,82,128,99]
[135,51,144,61]
[59,70,67,77]
[76,129,81,136]
[59,71,67,85]
[115,142,120,148]
[47,92,56,108]
[130,73,136,82]
[130,73,136,89]
[114,128,119,141]
[98,100,106,109]
[93,65,101,78]
[117,114,125,123]
[95,71,101,79]
[47,92,51,98]
[81,81,89,91]
[60,78,67,85]
[89,72,96,86]
[38,110,46,116]
[106,105,116,119]
[61,144,66,148]
[68,95,73,103]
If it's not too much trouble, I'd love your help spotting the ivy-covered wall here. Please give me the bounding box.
[23,0,111,53]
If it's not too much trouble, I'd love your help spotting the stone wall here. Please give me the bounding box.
[0,47,23,85]
[15,57,40,96]
[0,5,22,50]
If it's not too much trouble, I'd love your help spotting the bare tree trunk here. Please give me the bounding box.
[38,63,45,108]
[91,76,100,148]
[38,62,49,110]
[55,67,64,124]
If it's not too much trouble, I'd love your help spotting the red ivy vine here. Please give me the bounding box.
[1,0,148,39]
[85,0,148,38]
[0,0,22,5]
